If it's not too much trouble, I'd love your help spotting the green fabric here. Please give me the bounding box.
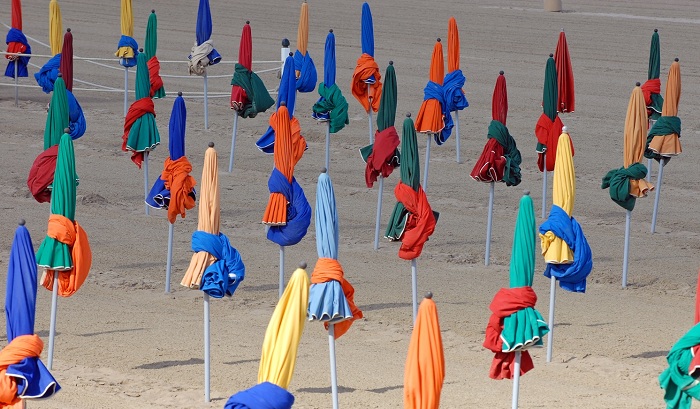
[231,63,275,119]
[385,117,420,240]
[359,144,373,163]
[648,31,660,81]
[144,11,165,99]
[645,116,681,160]
[127,53,160,153]
[543,57,558,122]
[36,133,77,270]
[44,77,69,150]
[488,120,522,187]
[659,323,700,409]
[377,64,397,132]
[501,194,549,352]
[601,162,647,211]
[313,83,349,133]
[649,94,664,121]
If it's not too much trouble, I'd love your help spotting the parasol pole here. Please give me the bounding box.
[454,110,461,163]
[47,274,59,370]
[367,86,374,144]
[203,72,209,130]
[411,259,418,322]
[651,157,666,233]
[165,222,174,293]
[203,292,210,403]
[14,58,19,106]
[280,38,290,78]
[485,182,495,266]
[646,119,655,181]
[622,210,631,288]
[228,113,239,173]
[512,351,522,409]
[423,135,432,192]
[546,275,556,362]
[325,121,331,172]
[374,176,384,250]
[541,155,547,219]
[143,151,150,215]
[328,323,339,409]
[122,63,128,116]
[279,245,285,298]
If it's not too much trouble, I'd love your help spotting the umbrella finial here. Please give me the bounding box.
[282,38,290,47]
[280,101,287,107]
[561,28,565,32]
[57,72,62,77]
[524,190,530,196]
[67,28,71,32]
[18,219,25,226]
[208,142,214,148]
[389,60,394,65]
[675,57,679,62]
[549,53,554,58]
[406,112,412,117]
[246,20,250,24]
[152,9,155,13]
[299,261,307,269]
[64,128,70,134]
[654,28,658,32]
[562,126,568,133]
[329,28,333,33]
[499,70,504,75]
[139,48,144,52]
[424,292,433,299]
[178,91,183,96]
[289,52,294,57]
[437,37,441,42]
[635,82,641,86]
[321,167,327,173]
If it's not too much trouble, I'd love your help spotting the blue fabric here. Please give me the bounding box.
[539,205,593,293]
[66,90,86,140]
[34,53,61,93]
[293,50,316,93]
[5,28,31,78]
[5,225,60,398]
[423,81,454,145]
[225,382,294,409]
[191,231,245,298]
[315,173,338,259]
[323,32,336,88]
[196,0,220,66]
[256,55,297,153]
[444,69,469,112]
[361,2,374,57]
[117,35,138,67]
[266,169,311,246]
[308,280,352,323]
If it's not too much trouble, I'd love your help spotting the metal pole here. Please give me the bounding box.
[485,182,495,266]
[165,223,174,293]
[651,158,666,233]
[541,154,547,219]
[411,259,418,322]
[325,121,331,172]
[123,66,128,117]
[204,293,210,403]
[143,151,150,215]
[367,83,374,144]
[228,114,239,173]
[512,351,522,409]
[646,158,653,182]
[328,324,339,409]
[14,59,19,107]
[622,210,631,288]
[546,276,556,363]
[423,135,431,191]
[203,73,209,130]
[47,274,59,370]
[454,110,461,163]
[279,246,285,298]
[374,176,384,251]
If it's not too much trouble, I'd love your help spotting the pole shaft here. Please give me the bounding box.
[647,158,653,182]
[144,151,150,215]
[48,274,59,370]
[229,114,239,173]
[124,66,128,117]
[485,182,495,266]
[367,83,374,144]
[204,294,210,403]
[279,246,285,298]
[454,110,460,163]
[622,210,631,288]
[165,223,174,293]
[329,324,339,409]
[411,259,418,322]
[325,121,331,172]
[203,74,209,130]
[546,276,556,363]
[651,158,665,233]
[423,136,431,192]
[512,351,522,409]
[374,176,384,250]
[14,60,19,107]
[542,154,547,219]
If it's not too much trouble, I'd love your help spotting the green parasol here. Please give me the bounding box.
[385,115,420,240]
[144,10,165,99]
[43,76,69,150]
[536,56,558,155]
[230,64,275,119]
[659,323,700,409]
[126,52,160,153]
[360,62,398,161]
[647,30,663,120]
[36,133,77,270]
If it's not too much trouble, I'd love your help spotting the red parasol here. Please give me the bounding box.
[59,29,73,92]
[230,22,252,110]
[554,30,574,113]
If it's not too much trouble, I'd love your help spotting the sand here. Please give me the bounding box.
[1,0,700,408]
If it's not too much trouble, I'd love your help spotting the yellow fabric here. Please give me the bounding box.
[258,267,310,389]
[624,86,653,197]
[49,0,62,56]
[181,147,219,288]
[115,0,134,59]
[648,61,682,156]
[541,132,574,264]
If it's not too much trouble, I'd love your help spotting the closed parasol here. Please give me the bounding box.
[446,16,469,163]
[5,0,31,80]
[553,30,574,113]
[293,1,317,92]
[49,0,62,56]
[256,54,300,154]
[115,0,137,66]
[144,10,165,99]
[352,2,382,144]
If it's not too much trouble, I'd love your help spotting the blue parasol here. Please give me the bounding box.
[361,2,375,83]
[195,0,220,66]
[256,55,298,153]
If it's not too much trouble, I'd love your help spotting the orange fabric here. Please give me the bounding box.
[122,97,156,168]
[648,61,682,157]
[351,54,382,113]
[415,41,445,135]
[262,107,306,225]
[394,182,436,260]
[0,335,43,407]
[403,298,444,409]
[147,56,163,98]
[535,114,573,172]
[427,41,444,85]
[41,214,92,297]
[161,156,196,224]
[624,86,654,197]
[447,17,459,73]
[310,258,363,339]
[296,2,308,56]
[554,31,575,113]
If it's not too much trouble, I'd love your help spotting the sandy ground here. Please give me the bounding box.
[1,0,700,408]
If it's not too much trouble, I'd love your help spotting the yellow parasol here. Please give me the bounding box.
[49,0,62,56]
[115,0,134,59]
[295,1,308,78]
[258,265,310,389]
[625,86,654,197]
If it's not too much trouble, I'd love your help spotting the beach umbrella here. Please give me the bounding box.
[5,0,31,107]
[262,104,311,297]
[484,192,549,409]
[293,1,317,93]
[308,171,363,409]
[602,84,653,287]
[647,59,682,233]
[539,129,592,362]
[404,293,445,409]
[146,94,196,293]
[445,17,469,163]
[181,143,245,403]
[122,51,160,215]
[44,75,69,150]
[312,29,349,172]
[553,30,574,113]
[1,221,60,406]
[470,71,521,266]
[229,21,275,172]
[415,39,452,192]
[386,114,437,321]
[642,29,663,181]
[224,382,294,409]
[352,2,382,144]
[36,132,92,370]
[49,0,62,56]
[360,61,399,250]
[56,28,87,142]
[58,28,72,91]
[259,265,309,389]
[256,54,298,154]
[144,10,165,99]
[115,0,137,115]
[189,0,221,130]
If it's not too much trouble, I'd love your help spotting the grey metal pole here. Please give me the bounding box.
[485,181,495,266]
[143,151,150,215]
[374,176,384,250]
[367,83,374,144]
[622,210,631,288]
[203,73,209,130]
[651,158,666,233]
[454,110,461,163]
[14,59,19,107]
[546,276,556,363]
[512,351,522,409]
[279,246,285,298]
[423,135,431,191]
[228,114,239,173]
[165,223,174,293]
[204,293,210,403]
[542,154,547,219]
[328,324,339,409]
[325,121,331,172]
[123,66,128,117]
[411,259,418,322]
[47,274,59,370]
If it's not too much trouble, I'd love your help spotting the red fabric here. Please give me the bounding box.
[59,30,73,91]
[535,114,573,172]
[27,145,59,203]
[554,31,575,113]
[161,156,196,224]
[0,334,43,407]
[11,0,22,31]
[5,42,26,57]
[122,97,156,168]
[147,56,163,98]
[351,53,382,113]
[238,23,252,71]
[641,78,660,108]
[365,126,399,188]
[492,74,508,125]
[691,269,700,376]
[230,87,247,111]
[310,258,363,339]
[483,287,537,380]
[470,138,505,183]
[394,182,436,260]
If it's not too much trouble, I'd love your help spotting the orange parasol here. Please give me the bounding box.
[647,59,681,157]
[624,86,654,198]
[415,40,445,135]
